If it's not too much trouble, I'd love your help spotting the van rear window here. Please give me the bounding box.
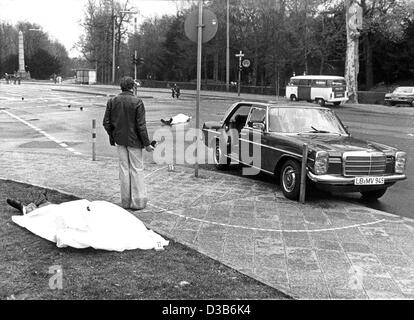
[328,79,346,86]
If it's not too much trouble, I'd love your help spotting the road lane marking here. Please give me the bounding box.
[1,109,83,156]
[147,202,387,233]
[139,166,392,233]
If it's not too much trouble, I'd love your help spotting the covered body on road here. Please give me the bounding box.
[12,199,169,251]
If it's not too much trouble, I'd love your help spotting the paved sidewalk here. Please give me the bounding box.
[1,150,414,300]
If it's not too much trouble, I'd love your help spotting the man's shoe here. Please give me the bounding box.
[6,199,25,214]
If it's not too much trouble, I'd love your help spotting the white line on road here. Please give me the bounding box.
[1,109,83,156]
[147,202,388,233]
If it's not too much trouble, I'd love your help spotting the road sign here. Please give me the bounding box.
[242,59,250,68]
[184,8,218,43]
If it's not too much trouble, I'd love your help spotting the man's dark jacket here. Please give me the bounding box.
[103,91,150,148]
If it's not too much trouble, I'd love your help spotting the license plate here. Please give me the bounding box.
[335,93,344,98]
[354,176,385,185]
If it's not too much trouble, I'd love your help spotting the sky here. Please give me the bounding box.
[0,0,181,57]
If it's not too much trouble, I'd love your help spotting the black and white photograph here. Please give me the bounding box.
[1,0,414,308]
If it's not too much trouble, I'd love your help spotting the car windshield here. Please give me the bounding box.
[268,107,347,134]
[394,87,414,94]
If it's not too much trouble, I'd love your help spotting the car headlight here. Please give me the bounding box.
[314,151,329,175]
[395,152,407,174]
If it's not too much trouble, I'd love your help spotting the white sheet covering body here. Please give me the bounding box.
[12,200,169,252]
[170,113,191,125]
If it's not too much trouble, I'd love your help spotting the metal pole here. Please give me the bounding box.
[299,143,308,204]
[226,0,229,92]
[237,59,241,96]
[134,50,137,80]
[195,0,203,178]
[112,16,116,84]
[92,119,96,161]
[236,51,243,96]
[134,50,138,96]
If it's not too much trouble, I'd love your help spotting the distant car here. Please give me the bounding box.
[384,86,414,107]
[202,102,407,201]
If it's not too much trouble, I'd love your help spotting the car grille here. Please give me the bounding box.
[343,152,386,176]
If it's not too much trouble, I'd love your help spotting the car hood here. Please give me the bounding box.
[291,134,396,154]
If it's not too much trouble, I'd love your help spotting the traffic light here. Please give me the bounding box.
[131,55,144,65]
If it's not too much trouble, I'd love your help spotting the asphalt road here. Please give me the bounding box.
[1,82,413,219]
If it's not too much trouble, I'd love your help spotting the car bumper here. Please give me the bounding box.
[307,171,406,185]
[385,98,412,103]
[327,97,348,103]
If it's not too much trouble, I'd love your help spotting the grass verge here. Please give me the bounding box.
[0,179,291,300]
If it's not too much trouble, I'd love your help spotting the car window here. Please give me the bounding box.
[247,107,266,128]
[226,104,252,131]
[327,79,346,87]
[394,87,414,94]
[312,80,327,87]
[228,105,251,123]
[289,79,300,86]
[298,79,311,86]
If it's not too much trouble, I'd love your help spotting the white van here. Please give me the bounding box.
[285,75,349,106]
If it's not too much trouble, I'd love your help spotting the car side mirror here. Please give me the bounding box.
[250,121,265,131]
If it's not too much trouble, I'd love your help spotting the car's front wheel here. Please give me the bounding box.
[280,160,302,200]
[360,189,387,200]
[411,100,414,107]
[290,94,297,101]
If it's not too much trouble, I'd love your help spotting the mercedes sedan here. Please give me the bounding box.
[202,102,407,201]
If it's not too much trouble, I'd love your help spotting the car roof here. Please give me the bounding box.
[290,75,345,80]
[238,101,330,110]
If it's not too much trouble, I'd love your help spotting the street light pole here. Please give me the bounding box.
[195,0,203,178]
[112,16,116,84]
[226,0,229,92]
[235,50,244,96]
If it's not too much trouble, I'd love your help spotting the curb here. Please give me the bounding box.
[51,88,113,97]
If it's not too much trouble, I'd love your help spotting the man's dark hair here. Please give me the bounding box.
[120,76,135,91]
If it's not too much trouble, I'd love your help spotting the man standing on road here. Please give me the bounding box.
[103,76,154,210]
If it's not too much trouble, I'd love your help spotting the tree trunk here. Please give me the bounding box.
[345,0,360,103]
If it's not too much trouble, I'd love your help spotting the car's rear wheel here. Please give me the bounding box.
[390,101,396,106]
[214,139,230,170]
[316,98,325,107]
[360,189,387,200]
[280,160,302,200]
[290,94,297,101]
[411,100,414,107]
[333,101,341,106]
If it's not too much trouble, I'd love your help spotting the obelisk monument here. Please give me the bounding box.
[18,31,29,79]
